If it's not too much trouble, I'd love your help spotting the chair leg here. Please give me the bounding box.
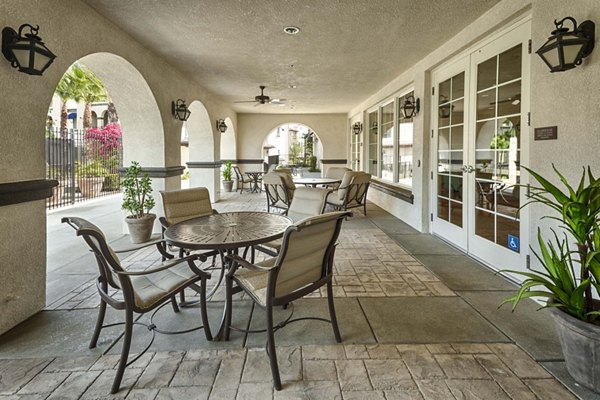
[326,280,342,343]
[363,201,367,216]
[223,275,234,341]
[179,290,186,304]
[89,298,107,349]
[111,308,133,394]
[266,304,282,390]
[170,295,180,313]
[199,278,212,341]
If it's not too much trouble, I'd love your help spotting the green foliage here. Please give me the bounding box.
[121,161,155,218]
[181,171,190,181]
[103,173,120,191]
[501,165,600,323]
[223,161,233,181]
[76,160,108,178]
[288,142,303,165]
[307,155,317,172]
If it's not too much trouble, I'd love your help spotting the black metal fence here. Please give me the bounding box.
[45,128,122,209]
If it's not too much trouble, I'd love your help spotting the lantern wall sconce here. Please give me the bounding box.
[216,119,228,133]
[537,16,595,72]
[402,95,420,119]
[171,99,191,121]
[352,122,363,135]
[2,24,56,75]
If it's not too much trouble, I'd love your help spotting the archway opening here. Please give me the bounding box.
[185,100,218,200]
[262,123,323,175]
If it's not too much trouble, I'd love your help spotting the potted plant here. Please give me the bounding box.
[502,165,600,393]
[222,161,233,192]
[121,161,156,243]
[76,160,107,198]
[47,164,66,204]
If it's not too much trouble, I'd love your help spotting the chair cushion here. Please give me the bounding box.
[287,187,329,222]
[233,258,277,306]
[130,263,198,310]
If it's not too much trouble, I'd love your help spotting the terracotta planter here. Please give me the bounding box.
[78,177,103,198]
[550,307,600,393]
[125,213,156,244]
[50,183,65,203]
[223,180,234,192]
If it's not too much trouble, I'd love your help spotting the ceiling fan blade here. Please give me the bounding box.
[270,98,287,104]
[233,100,257,103]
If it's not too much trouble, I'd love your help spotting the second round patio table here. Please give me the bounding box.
[292,177,342,188]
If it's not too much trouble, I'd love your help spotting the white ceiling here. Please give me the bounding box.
[82,0,500,114]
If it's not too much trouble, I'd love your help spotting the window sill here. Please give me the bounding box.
[370,179,414,204]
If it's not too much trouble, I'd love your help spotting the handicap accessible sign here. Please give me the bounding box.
[508,234,519,252]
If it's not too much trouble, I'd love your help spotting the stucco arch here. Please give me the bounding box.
[77,53,165,166]
[220,117,236,160]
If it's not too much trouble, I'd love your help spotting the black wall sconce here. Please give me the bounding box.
[352,122,363,135]
[171,99,191,121]
[402,95,420,119]
[537,16,595,72]
[216,119,228,133]
[2,24,56,75]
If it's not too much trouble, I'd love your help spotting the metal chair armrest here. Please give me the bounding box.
[225,254,275,277]
[158,216,170,229]
[115,253,210,279]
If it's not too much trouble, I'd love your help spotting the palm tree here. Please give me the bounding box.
[70,64,108,130]
[54,69,82,137]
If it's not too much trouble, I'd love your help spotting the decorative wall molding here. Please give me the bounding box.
[187,162,222,169]
[321,159,348,164]
[0,179,58,207]
[235,159,263,164]
[370,179,414,204]
[119,166,185,178]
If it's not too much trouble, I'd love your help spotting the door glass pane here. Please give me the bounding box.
[498,44,522,84]
[368,111,378,175]
[380,102,394,181]
[437,72,464,228]
[474,44,522,250]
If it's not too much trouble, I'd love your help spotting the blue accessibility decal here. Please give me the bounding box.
[508,234,520,252]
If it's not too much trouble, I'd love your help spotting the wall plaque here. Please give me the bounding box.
[534,126,558,141]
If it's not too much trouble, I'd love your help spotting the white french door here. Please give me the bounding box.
[431,19,531,274]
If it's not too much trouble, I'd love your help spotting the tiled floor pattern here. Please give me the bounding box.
[0,343,576,400]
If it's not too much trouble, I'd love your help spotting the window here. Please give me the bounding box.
[398,91,415,188]
[365,89,415,189]
[349,120,361,171]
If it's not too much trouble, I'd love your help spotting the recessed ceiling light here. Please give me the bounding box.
[284,26,300,35]
[288,84,297,89]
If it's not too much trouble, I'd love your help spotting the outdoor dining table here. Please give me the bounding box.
[245,171,264,192]
[292,177,342,188]
[164,211,292,339]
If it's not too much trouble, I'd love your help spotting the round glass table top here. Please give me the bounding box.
[164,211,292,250]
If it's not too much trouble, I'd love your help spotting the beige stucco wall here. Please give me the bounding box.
[0,0,235,334]
[236,113,348,168]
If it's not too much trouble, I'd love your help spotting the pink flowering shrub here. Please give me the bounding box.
[84,123,122,158]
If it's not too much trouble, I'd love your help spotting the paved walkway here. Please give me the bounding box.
[0,191,596,399]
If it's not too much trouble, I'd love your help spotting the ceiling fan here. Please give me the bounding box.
[234,85,286,106]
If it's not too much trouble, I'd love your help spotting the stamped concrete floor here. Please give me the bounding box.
[0,192,597,399]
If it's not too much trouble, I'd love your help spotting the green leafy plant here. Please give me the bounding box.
[501,165,600,323]
[222,161,233,181]
[121,161,155,219]
[75,160,108,178]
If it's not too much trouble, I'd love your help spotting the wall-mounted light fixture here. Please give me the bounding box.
[537,16,595,72]
[352,122,363,135]
[401,95,420,119]
[171,99,191,121]
[2,24,56,75]
[216,119,228,133]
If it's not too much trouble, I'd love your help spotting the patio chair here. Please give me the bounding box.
[233,165,253,193]
[62,216,212,394]
[159,187,221,300]
[263,171,296,213]
[223,211,351,390]
[325,171,371,216]
[254,186,331,257]
[324,166,351,190]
